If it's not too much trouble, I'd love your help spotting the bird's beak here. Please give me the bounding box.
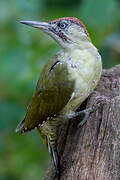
[20,20,51,31]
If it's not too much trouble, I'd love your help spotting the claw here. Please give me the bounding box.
[66,96,105,128]
[78,97,105,127]
[78,110,90,127]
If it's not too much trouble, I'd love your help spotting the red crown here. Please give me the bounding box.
[51,17,89,37]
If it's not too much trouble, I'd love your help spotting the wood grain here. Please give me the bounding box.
[45,65,120,180]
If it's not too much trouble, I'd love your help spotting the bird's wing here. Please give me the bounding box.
[16,55,74,133]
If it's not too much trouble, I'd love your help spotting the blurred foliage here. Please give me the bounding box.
[0,0,120,180]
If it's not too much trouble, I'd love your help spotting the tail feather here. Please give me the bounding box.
[16,119,25,133]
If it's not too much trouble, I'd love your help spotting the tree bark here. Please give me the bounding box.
[45,65,120,180]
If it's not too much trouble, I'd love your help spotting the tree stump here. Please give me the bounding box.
[45,65,120,180]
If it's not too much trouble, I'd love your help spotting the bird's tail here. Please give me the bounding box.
[16,119,25,133]
[37,126,60,178]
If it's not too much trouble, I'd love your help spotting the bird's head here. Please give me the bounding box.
[20,17,90,49]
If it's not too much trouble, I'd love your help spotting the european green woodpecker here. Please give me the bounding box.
[16,17,102,179]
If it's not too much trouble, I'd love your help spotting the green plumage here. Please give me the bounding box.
[16,53,74,132]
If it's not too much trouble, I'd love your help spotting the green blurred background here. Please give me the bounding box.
[0,0,120,179]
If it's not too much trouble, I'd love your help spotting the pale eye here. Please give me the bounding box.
[57,22,67,29]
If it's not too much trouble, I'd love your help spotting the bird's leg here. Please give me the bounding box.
[77,98,101,127]
[67,97,105,127]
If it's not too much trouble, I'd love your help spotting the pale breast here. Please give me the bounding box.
[61,48,102,114]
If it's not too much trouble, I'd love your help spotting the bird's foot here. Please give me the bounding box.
[78,96,106,127]
[66,96,106,126]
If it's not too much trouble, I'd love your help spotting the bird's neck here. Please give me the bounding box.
[63,39,99,60]
[65,34,91,49]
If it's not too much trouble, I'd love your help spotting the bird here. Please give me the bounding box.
[16,17,102,179]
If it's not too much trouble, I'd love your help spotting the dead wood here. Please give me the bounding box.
[45,65,120,180]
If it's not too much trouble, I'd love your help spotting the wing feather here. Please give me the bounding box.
[16,56,74,132]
